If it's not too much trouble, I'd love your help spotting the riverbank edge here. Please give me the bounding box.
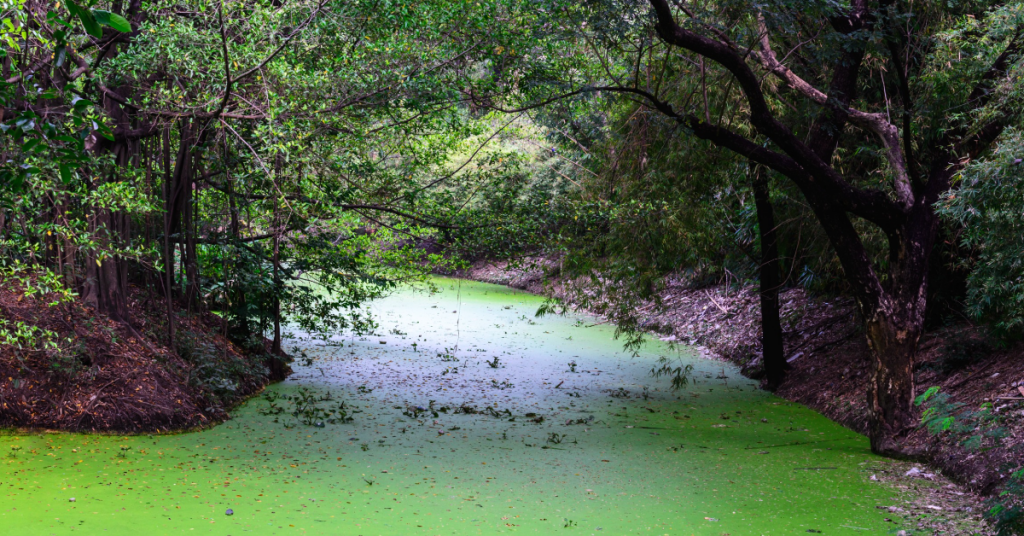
[445,257,1022,531]
[0,278,290,434]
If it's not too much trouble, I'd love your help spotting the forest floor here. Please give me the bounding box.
[453,257,1024,533]
[0,274,286,433]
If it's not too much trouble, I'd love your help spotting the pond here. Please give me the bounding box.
[2,279,910,535]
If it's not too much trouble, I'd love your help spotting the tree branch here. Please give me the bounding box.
[753,14,914,210]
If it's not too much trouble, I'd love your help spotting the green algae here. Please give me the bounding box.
[2,279,913,535]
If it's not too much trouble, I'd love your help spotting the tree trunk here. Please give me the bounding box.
[162,127,176,346]
[750,163,786,390]
[184,179,200,312]
[168,121,200,312]
[864,302,922,453]
[271,154,283,355]
[82,147,132,321]
[81,88,133,320]
[864,211,933,453]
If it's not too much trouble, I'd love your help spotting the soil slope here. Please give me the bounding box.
[0,274,286,432]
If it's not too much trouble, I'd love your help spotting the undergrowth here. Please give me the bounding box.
[915,386,1020,534]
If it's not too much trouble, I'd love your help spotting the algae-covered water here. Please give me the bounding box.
[2,279,910,535]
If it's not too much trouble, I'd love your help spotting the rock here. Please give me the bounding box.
[69,497,76,503]
[225,508,234,516]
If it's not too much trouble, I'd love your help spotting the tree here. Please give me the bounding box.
[485,0,1024,451]
[1,0,520,362]
[750,162,786,390]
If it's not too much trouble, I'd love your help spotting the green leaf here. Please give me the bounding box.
[59,164,74,184]
[93,10,131,33]
[71,96,94,111]
[70,2,103,38]
[21,138,42,153]
[914,386,940,406]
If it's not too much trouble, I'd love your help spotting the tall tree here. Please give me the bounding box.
[484,0,1024,451]
[750,162,786,390]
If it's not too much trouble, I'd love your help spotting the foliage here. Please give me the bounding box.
[915,386,1020,533]
[261,388,353,427]
[989,466,1024,536]
[651,358,695,390]
[0,263,79,375]
[939,130,1024,338]
[175,330,264,403]
[0,0,115,200]
[0,0,546,385]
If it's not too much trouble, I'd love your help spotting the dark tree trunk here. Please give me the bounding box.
[82,88,136,321]
[168,121,201,312]
[750,163,786,390]
[162,127,176,346]
[184,176,200,312]
[864,303,922,452]
[863,204,935,453]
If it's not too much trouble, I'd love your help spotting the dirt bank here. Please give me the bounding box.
[0,274,287,433]
[454,258,1023,532]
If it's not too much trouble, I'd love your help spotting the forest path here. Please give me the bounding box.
[1,279,965,535]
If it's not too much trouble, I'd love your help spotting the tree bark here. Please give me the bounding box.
[271,153,283,355]
[162,126,176,346]
[864,303,921,453]
[863,204,935,453]
[82,87,136,322]
[750,163,786,390]
[167,120,200,312]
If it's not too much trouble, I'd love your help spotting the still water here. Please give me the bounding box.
[2,279,909,535]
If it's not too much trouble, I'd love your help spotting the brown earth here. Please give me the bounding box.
[455,257,1022,535]
[0,273,286,433]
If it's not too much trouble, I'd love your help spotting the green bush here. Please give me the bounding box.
[938,130,1024,337]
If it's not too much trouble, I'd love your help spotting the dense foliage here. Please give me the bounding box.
[4,0,1024,531]
[0,0,527,361]
[940,130,1024,338]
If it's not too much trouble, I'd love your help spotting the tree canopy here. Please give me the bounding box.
[3,0,1024,480]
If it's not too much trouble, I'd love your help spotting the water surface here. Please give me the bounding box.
[2,279,907,535]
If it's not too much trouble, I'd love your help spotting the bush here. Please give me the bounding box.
[938,130,1024,337]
